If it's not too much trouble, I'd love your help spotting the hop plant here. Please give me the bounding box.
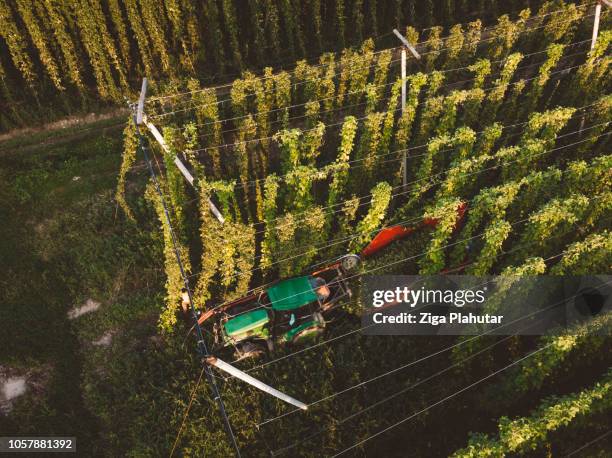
[350,182,392,251]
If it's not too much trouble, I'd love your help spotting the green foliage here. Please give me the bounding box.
[302,121,325,164]
[348,39,375,105]
[372,50,392,100]
[437,90,470,135]
[444,24,465,67]
[541,1,582,43]
[43,0,84,90]
[274,70,292,128]
[140,1,172,76]
[513,194,591,259]
[355,111,385,184]
[436,135,486,200]
[333,195,360,254]
[461,88,486,126]
[426,69,446,98]
[488,14,520,59]
[124,0,154,75]
[115,120,138,221]
[419,198,464,274]
[510,166,563,217]
[221,0,242,68]
[295,59,321,102]
[406,134,452,207]
[485,257,547,314]
[285,165,326,213]
[523,43,566,115]
[236,115,257,181]
[418,95,445,142]
[451,180,522,266]
[575,95,612,154]
[336,47,354,108]
[261,174,279,270]
[318,53,336,112]
[218,221,255,301]
[350,181,392,251]
[0,0,36,84]
[572,30,611,102]
[193,180,256,303]
[563,154,612,197]
[394,73,427,150]
[275,122,326,174]
[467,219,512,275]
[425,26,443,71]
[404,25,419,45]
[475,123,503,156]
[14,0,64,90]
[275,128,301,173]
[520,106,576,147]
[73,0,121,100]
[327,116,358,210]
[145,181,191,332]
[483,52,523,120]
[276,208,325,277]
[510,313,612,395]
[1,0,592,132]
[454,371,612,456]
[463,20,482,59]
[189,79,221,175]
[162,127,190,234]
[468,59,491,89]
[551,231,612,275]
[378,79,402,165]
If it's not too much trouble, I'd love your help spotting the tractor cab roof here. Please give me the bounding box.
[224,308,269,338]
[267,276,318,311]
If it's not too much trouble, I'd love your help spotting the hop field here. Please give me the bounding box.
[0,1,610,456]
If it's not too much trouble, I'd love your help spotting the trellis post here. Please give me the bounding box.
[591,2,602,50]
[392,29,420,190]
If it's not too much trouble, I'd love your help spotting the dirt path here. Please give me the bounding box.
[0,108,129,156]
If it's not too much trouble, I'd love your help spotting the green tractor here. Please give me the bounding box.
[200,255,359,360]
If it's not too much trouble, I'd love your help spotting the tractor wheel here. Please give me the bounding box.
[341,254,361,271]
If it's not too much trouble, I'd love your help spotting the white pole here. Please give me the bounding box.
[393,28,419,191]
[206,357,308,410]
[144,120,194,185]
[400,48,407,189]
[591,2,602,50]
[393,29,421,189]
[143,116,225,224]
[401,49,407,109]
[392,28,421,60]
[136,78,147,125]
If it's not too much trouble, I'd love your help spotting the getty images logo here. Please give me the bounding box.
[371,285,487,308]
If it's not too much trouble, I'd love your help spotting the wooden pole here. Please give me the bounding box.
[591,2,602,50]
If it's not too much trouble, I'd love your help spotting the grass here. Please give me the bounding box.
[0,121,161,454]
